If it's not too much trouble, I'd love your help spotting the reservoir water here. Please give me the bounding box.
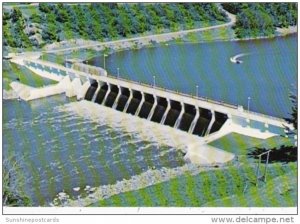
[90,34,297,118]
[3,35,297,206]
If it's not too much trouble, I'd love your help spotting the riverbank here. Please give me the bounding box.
[42,25,231,55]
[90,162,297,207]
[41,24,297,60]
[56,163,210,206]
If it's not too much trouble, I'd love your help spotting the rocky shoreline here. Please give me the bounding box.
[52,163,223,207]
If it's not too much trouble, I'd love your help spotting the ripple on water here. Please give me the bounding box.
[3,98,187,206]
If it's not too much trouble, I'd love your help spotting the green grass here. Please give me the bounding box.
[208,133,293,155]
[204,168,297,207]
[42,49,99,66]
[89,162,296,207]
[3,61,57,90]
[88,132,294,207]
[182,26,235,43]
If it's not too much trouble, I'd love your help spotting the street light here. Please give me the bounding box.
[117,67,120,78]
[196,85,199,97]
[247,96,251,111]
[103,54,108,70]
[153,75,156,87]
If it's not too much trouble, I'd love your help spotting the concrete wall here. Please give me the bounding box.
[21,59,291,139]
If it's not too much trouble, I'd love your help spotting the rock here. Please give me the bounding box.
[29,33,44,46]
[88,194,96,199]
[58,192,67,197]
[84,185,91,191]
[73,187,80,192]
[89,187,96,192]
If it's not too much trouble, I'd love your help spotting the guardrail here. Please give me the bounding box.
[105,74,286,123]
[246,110,285,122]
[106,74,239,109]
[24,59,285,123]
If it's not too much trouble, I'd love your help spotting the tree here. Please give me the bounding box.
[224,3,297,38]
[39,3,53,13]
[235,8,275,38]
[4,3,232,47]
[3,11,11,21]
[3,154,31,206]
[11,7,22,23]
[42,23,57,42]
[30,13,41,23]
[285,91,297,134]
[56,8,69,23]
[248,90,297,163]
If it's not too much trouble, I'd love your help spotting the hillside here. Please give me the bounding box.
[3,2,297,51]
[3,3,229,49]
[90,162,297,207]
[221,3,297,38]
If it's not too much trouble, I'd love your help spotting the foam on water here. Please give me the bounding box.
[4,97,187,205]
[58,100,205,153]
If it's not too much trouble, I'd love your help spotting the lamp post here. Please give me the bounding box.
[247,96,251,112]
[196,85,199,97]
[103,54,108,69]
[153,75,156,87]
[117,67,119,78]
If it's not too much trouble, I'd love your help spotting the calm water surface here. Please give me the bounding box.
[90,34,297,118]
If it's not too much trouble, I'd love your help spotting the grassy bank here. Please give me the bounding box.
[2,61,57,90]
[89,162,296,207]
[209,133,293,155]
[87,132,295,207]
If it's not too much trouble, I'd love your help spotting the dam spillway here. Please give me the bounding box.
[82,80,230,138]
[17,58,290,142]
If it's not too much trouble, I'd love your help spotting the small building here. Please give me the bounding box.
[72,62,107,76]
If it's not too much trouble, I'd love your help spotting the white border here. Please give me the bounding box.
[1,0,299,220]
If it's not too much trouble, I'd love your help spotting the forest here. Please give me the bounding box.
[3,3,228,48]
[2,3,297,49]
[221,3,297,38]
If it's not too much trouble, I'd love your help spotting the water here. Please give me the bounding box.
[89,34,297,118]
[3,96,186,206]
[3,35,297,206]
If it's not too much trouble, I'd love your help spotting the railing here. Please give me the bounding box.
[105,74,239,109]
[105,74,286,123]
[24,59,285,123]
[245,110,285,123]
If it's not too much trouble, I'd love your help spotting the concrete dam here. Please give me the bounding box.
[9,55,291,164]
[83,79,228,137]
